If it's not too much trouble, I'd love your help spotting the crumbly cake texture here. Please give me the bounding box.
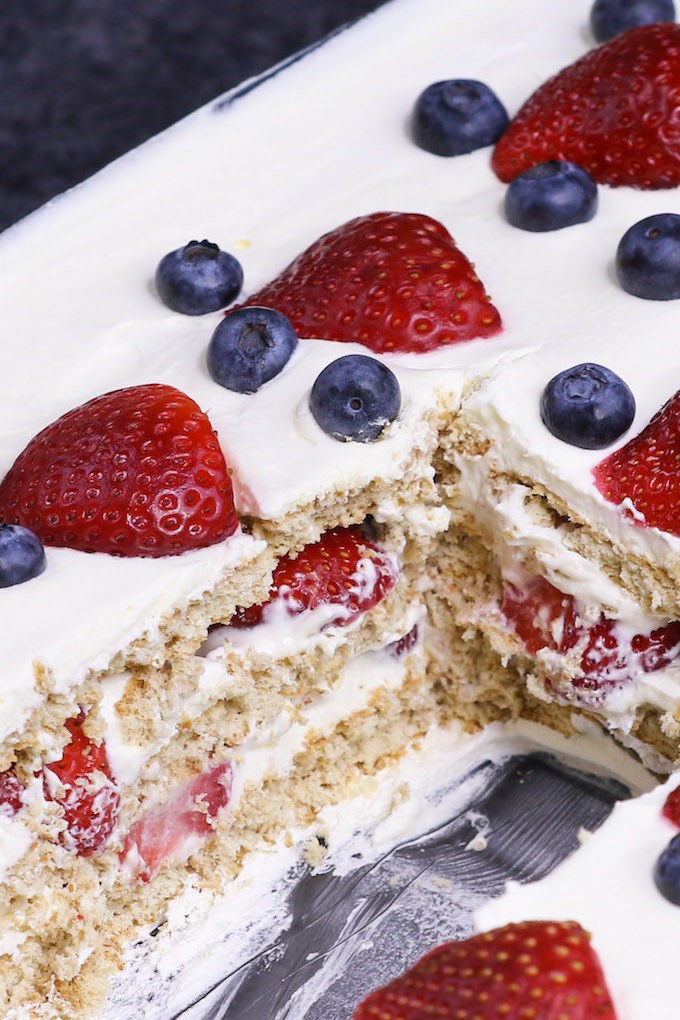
[5,0,680,1017]
[3,389,678,1018]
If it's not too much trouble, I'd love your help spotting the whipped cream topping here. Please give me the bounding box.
[0,0,678,744]
[0,530,263,744]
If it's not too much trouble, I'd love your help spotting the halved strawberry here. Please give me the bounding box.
[502,572,680,696]
[594,389,680,538]
[230,525,398,630]
[119,761,232,882]
[240,212,501,354]
[0,384,238,557]
[0,770,24,816]
[354,920,618,1019]
[43,713,120,857]
[493,24,680,189]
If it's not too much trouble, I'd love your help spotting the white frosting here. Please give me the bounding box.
[0,813,31,888]
[101,718,654,1019]
[476,775,680,1020]
[0,0,678,752]
[230,645,409,809]
[3,1,680,1012]
[456,464,680,729]
[200,546,401,658]
[0,530,263,743]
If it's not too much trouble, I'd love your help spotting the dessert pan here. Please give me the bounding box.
[174,750,629,1020]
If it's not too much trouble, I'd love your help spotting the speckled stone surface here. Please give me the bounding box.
[0,1,387,232]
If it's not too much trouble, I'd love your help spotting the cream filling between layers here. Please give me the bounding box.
[460,340,680,571]
[454,459,680,731]
[0,530,265,746]
[3,0,680,786]
[199,547,403,659]
[100,643,416,813]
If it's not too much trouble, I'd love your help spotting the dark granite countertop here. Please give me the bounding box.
[0,1,388,232]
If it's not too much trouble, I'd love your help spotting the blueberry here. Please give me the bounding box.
[590,0,675,42]
[616,213,680,300]
[540,363,635,450]
[655,832,680,905]
[412,79,509,157]
[310,355,401,443]
[504,161,598,233]
[0,524,46,588]
[155,240,244,315]
[207,306,298,393]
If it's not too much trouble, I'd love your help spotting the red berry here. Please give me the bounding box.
[240,212,501,354]
[43,714,120,857]
[119,761,232,882]
[662,786,680,828]
[353,920,618,1020]
[502,573,680,695]
[0,770,24,816]
[231,525,398,630]
[388,623,420,659]
[594,389,680,538]
[493,24,680,189]
[0,384,238,557]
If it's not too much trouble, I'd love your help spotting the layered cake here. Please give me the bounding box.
[2,0,680,1016]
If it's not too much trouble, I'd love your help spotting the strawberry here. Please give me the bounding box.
[240,212,501,354]
[119,761,232,882]
[502,572,680,696]
[662,786,680,828]
[353,920,618,1019]
[594,389,680,537]
[492,24,680,189]
[230,525,398,629]
[388,623,419,659]
[0,770,24,816]
[43,713,120,857]
[0,383,238,557]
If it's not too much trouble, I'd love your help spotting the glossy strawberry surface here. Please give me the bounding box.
[0,384,238,557]
[231,525,398,630]
[354,920,618,1019]
[241,212,501,353]
[502,573,680,696]
[594,389,680,538]
[493,24,680,188]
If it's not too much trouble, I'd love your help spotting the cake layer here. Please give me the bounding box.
[0,641,452,1018]
[2,0,680,757]
[2,0,680,1014]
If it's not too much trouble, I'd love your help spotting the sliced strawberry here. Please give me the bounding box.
[43,713,120,857]
[0,383,238,557]
[387,623,419,659]
[493,24,680,189]
[230,525,398,630]
[502,572,680,696]
[240,212,501,354]
[594,389,680,538]
[0,770,24,816]
[662,786,680,828]
[354,920,618,1019]
[119,761,232,882]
